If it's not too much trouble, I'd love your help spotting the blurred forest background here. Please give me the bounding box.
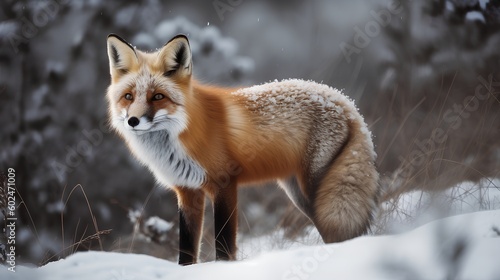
[0,0,499,264]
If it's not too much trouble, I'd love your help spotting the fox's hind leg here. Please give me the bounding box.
[278,176,313,218]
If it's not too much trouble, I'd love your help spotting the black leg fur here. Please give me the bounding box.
[176,188,205,265]
[178,210,196,265]
[213,185,238,261]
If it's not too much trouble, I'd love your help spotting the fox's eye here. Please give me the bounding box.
[124,93,133,100]
[153,93,165,101]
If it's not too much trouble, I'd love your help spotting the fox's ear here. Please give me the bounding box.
[157,35,192,78]
[107,34,138,79]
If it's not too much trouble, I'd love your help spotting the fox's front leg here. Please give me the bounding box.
[175,187,205,265]
[213,182,238,261]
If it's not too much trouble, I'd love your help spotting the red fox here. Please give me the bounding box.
[106,34,379,265]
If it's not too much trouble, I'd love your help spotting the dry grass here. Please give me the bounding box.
[41,184,112,265]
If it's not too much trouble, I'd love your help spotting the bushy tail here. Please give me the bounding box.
[313,120,379,243]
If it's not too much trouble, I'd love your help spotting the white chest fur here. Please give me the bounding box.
[125,131,206,188]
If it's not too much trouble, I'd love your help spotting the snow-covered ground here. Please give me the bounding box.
[2,179,499,279]
[2,208,500,280]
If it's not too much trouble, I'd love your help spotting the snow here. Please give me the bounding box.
[233,79,359,125]
[379,178,500,229]
[0,20,18,38]
[479,0,490,9]
[144,216,173,233]
[465,11,486,23]
[445,1,455,12]
[137,16,255,84]
[46,201,65,214]
[3,209,499,279]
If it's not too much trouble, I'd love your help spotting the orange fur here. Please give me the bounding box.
[178,82,306,196]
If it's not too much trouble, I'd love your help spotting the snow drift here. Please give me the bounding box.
[3,209,500,280]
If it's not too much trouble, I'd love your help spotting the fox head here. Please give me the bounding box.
[106,34,193,136]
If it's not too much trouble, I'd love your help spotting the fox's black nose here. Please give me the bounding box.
[128,117,140,127]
